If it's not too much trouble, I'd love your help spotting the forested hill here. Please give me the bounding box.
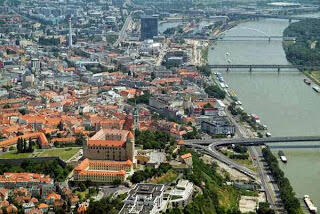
[283,19,320,67]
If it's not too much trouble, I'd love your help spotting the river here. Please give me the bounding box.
[208,18,320,210]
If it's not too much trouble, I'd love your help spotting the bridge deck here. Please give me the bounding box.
[209,64,320,70]
[185,136,320,146]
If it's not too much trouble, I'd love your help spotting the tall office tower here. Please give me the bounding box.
[68,17,72,48]
[140,16,158,41]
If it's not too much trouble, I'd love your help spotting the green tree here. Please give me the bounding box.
[75,134,86,146]
[57,121,64,131]
[257,202,275,214]
[205,85,226,99]
[16,138,23,153]
[27,138,33,153]
[112,179,122,186]
[23,139,27,153]
[18,108,27,115]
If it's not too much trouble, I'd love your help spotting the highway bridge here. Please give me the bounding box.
[209,64,320,72]
[183,35,296,41]
[184,135,320,181]
[185,136,320,147]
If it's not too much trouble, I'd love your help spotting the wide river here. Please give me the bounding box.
[208,17,320,209]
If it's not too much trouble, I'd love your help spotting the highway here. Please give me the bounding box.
[185,80,282,212]
[186,143,257,179]
[113,13,133,47]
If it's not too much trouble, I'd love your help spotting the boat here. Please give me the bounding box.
[229,90,238,101]
[304,195,317,213]
[278,150,287,163]
[304,78,311,85]
[266,132,272,137]
[312,86,320,93]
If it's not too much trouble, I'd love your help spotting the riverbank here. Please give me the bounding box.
[283,19,320,84]
[204,18,318,213]
[303,71,320,86]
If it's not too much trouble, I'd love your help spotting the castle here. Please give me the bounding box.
[74,129,134,183]
[83,129,134,161]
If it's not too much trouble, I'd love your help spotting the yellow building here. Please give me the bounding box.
[73,158,133,183]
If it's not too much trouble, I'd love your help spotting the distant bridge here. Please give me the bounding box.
[185,136,320,147]
[209,64,320,72]
[184,35,295,41]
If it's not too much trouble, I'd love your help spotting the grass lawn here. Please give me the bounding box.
[150,170,178,184]
[0,147,81,161]
[38,147,81,160]
[0,151,33,159]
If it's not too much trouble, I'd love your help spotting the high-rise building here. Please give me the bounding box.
[68,17,72,48]
[140,16,158,40]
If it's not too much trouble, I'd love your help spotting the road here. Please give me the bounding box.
[113,13,133,47]
[250,146,277,211]
[187,73,281,211]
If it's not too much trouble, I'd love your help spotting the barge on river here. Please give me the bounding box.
[304,195,317,213]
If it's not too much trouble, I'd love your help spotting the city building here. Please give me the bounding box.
[84,129,134,161]
[120,183,166,214]
[201,120,235,135]
[0,173,53,189]
[169,179,194,207]
[140,16,158,40]
[180,153,192,167]
[73,158,132,183]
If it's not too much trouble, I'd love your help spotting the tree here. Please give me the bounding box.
[198,64,211,77]
[3,104,11,109]
[28,138,33,153]
[18,108,27,115]
[54,207,65,214]
[57,121,64,131]
[79,182,86,192]
[257,202,275,214]
[205,85,226,99]
[234,145,247,154]
[23,139,27,153]
[151,72,156,80]
[112,179,122,186]
[75,134,86,146]
[203,103,212,108]
[16,138,23,153]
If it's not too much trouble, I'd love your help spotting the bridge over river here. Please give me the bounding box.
[184,136,320,181]
[185,135,320,146]
[209,64,320,72]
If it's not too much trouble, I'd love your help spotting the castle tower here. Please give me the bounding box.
[126,131,135,162]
